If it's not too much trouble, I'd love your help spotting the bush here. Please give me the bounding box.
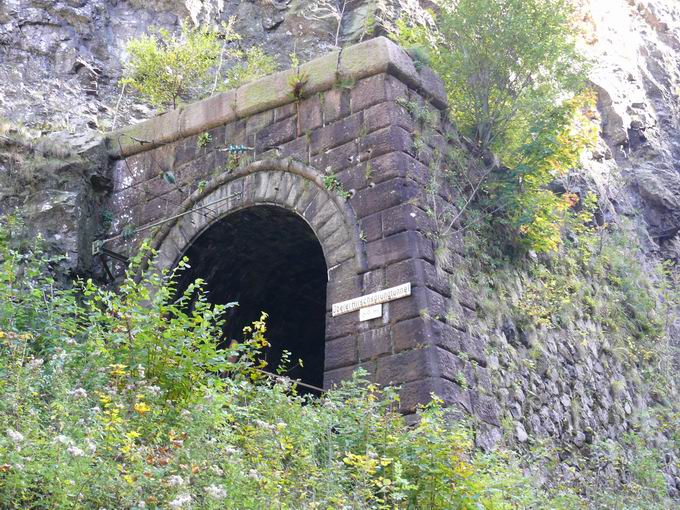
[0,218,584,509]
[394,0,594,254]
[121,21,278,110]
[121,22,222,109]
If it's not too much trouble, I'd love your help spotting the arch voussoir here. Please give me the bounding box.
[149,158,366,274]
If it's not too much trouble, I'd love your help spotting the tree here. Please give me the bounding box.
[395,0,592,254]
[398,0,585,157]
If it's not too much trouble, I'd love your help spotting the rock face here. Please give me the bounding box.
[576,0,680,252]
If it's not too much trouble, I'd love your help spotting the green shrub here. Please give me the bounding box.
[121,22,222,109]
[222,47,278,91]
[394,0,594,254]
[121,21,278,110]
[0,217,591,509]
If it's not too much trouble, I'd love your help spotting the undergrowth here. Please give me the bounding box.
[0,216,591,510]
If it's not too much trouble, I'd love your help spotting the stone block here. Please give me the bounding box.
[326,273,361,306]
[298,95,323,133]
[437,347,466,381]
[365,230,434,271]
[299,50,341,96]
[235,69,293,119]
[310,112,364,154]
[273,102,297,121]
[363,101,414,134]
[246,110,274,136]
[337,37,418,92]
[326,310,358,340]
[391,317,428,353]
[470,392,501,427]
[387,286,446,324]
[358,327,391,360]
[279,136,309,163]
[224,119,247,146]
[361,268,385,294]
[352,177,420,219]
[325,335,358,370]
[351,74,390,112]
[322,88,350,124]
[182,90,237,134]
[387,258,450,298]
[417,66,448,110]
[336,164,368,192]
[324,365,356,389]
[174,138,197,167]
[358,125,412,161]
[360,212,382,242]
[255,116,296,150]
[381,203,432,237]
[311,140,358,175]
[399,378,440,413]
[376,347,434,385]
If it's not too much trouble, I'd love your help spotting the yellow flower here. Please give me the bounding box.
[134,401,151,415]
[109,364,127,377]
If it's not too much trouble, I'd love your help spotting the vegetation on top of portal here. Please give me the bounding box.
[121,19,277,110]
[393,0,595,255]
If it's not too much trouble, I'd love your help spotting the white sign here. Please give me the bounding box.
[359,304,383,322]
[332,283,411,317]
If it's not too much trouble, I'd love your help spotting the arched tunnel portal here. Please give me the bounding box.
[174,205,328,389]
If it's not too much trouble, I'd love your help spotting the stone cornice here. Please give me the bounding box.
[105,37,446,159]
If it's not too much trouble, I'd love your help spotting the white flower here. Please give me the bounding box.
[85,438,97,454]
[146,385,161,396]
[64,338,77,345]
[254,419,274,431]
[7,429,24,443]
[70,388,88,398]
[166,475,185,487]
[248,469,262,481]
[168,493,192,509]
[67,445,84,457]
[55,434,72,445]
[26,358,44,369]
[204,485,227,500]
[136,501,146,509]
[180,409,191,417]
[137,364,145,378]
[209,465,224,476]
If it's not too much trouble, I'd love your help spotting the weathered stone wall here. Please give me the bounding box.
[104,37,463,413]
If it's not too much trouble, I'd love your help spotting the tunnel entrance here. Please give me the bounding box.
[174,205,328,390]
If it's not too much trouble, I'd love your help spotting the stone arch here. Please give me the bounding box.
[149,158,366,389]
[150,158,365,274]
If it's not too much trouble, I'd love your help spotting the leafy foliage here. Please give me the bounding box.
[394,0,593,254]
[396,0,585,156]
[0,217,590,509]
[121,21,278,110]
[222,47,278,91]
[121,22,222,109]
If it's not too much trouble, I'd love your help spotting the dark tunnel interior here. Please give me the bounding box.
[173,205,328,390]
